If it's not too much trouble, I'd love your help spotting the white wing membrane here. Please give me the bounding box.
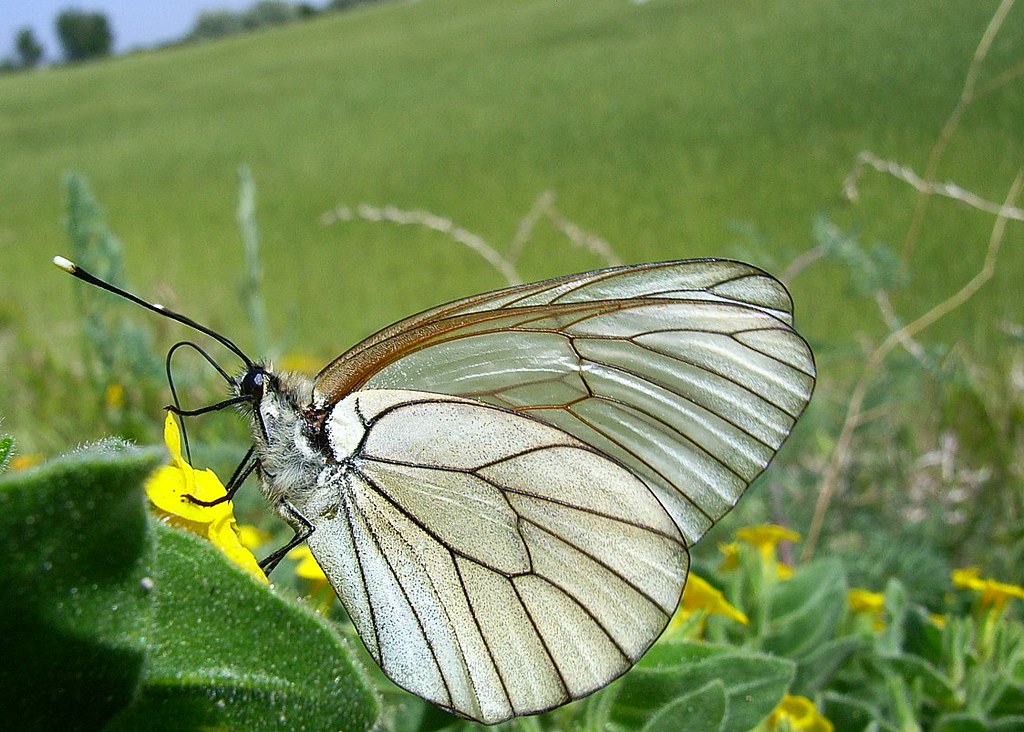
[329,262,815,547]
[294,260,813,722]
[300,391,689,723]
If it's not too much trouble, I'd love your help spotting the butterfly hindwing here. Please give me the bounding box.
[297,390,688,723]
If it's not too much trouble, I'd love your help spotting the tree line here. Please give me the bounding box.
[3,1,384,72]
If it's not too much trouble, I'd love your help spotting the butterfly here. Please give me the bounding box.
[55,256,815,724]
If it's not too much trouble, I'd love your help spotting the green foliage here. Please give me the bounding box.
[14,27,43,69]
[189,10,247,41]
[189,0,303,42]
[0,446,379,730]
[0,433,12,471]
[55,9,113,62]
[61,172,168,444]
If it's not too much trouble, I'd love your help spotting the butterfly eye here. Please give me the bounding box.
[240,368,267,401]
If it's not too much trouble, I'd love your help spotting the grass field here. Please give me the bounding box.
[2,0,1023,452]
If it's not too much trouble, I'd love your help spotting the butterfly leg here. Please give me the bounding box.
[184,446,258,507]
[259,500,315,575]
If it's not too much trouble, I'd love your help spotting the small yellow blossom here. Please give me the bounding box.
[277,354,323,374]
[668,573,748,637]
[735,525,802,559]
[288,545,335,613]
[237,524,271,550]
[766,694,834,732]
[105,383,125,410]
[145,414,266,583]
[735,525,800,581]
[718,541,741,571]
[928,613,947,629]
[848,588,886,631]
[952,567,1024,612]
[11,454,43,471]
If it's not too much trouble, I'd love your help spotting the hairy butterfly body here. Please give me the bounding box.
[55,256,815,724]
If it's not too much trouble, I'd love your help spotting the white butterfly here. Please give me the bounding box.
[56,257,815,724]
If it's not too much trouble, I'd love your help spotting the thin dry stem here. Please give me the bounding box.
[901,0,1018,263]
[844,151,1024,222]
[322,203,522,285]
[508,190,556,265]
[321,191,623,285]
[803,168,1024,559]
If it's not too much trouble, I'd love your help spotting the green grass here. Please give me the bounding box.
[2,0,1023,452]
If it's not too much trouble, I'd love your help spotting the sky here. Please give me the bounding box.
[0,1,291,61]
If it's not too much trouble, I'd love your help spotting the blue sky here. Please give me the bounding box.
[0,1,311,61]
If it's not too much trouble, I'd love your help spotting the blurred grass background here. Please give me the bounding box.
[1,0,1022,457]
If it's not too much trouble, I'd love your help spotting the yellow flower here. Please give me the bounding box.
[718,541,741,571]
[288,545,336,613]
[11,454,43,471]
[766,694,834,732]
[952,567,1024,612]
[105,383,125,410]
[668,573,748,637]
[277,353,323,374]
[848,588,886,631]
[289,545,329,583]
[237,524,271,549]
[735,525,800,581]
[145,414,267,583]
[735,525,802,559]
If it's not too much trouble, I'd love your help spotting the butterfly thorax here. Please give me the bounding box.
[245,368,333,508]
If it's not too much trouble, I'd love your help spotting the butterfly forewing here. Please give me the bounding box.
[313,259,815,547]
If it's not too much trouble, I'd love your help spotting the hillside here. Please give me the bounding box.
[1,0,1022,449]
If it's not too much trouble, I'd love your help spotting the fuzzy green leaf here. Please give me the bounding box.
[875,651,957,706]
[641,679,728,732]
[0,443,160,730]
[819,691,893,732]
[932,713,991,732]
[791,635,865,695]
[107,522,380,731]
[763,558,847,659]
[610,640,793,732]
[0,444,378,731]
[0,434,13,470]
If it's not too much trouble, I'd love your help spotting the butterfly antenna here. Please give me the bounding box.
[53,256,254,369]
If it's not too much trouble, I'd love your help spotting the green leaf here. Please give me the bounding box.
[0,433,13,470]
[819,691,894,732]
[642,680,728,732]
[0,443,379,731]
[107,520,380,731]
[791,635,864,695]
[876,651,957,706]
[931,712,990,732]
[610,640,793,732]
[0,443,160,730]
[763,558,847,659]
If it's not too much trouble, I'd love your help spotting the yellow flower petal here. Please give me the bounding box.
[718,541,741,571]
[952,567,1024,611]
[146,413,266,583]
[11,454,43,471]
[767,694,834,732]
[679,574,748,624]
[237,524,271,549]
[209,515,267,583]
[735,524,802,549]
[848,588,885,613]
[289,545,329,582]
